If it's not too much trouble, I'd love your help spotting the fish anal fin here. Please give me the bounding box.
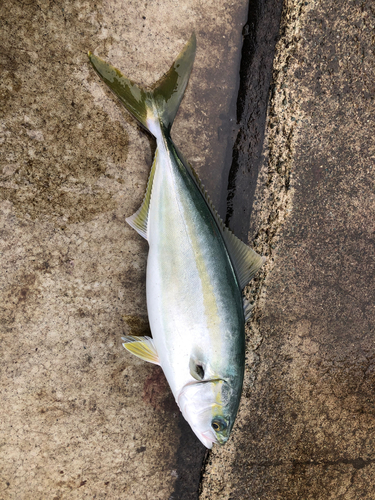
[125,149,158,240]
[122,336,160,365]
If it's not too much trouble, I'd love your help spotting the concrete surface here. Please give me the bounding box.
[0,1,248,498]
[2,0,374,498]
[200,0,375,498]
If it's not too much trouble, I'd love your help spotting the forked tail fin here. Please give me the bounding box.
[88,33,196,134]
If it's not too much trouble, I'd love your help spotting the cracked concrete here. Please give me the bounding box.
[200,0,375,498]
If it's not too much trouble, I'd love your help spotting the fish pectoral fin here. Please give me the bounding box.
[121,336,160,365]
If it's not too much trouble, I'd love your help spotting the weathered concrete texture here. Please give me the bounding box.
[0,1,248,498]
[201,0,375,498]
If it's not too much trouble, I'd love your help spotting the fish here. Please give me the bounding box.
[88,33,265,448]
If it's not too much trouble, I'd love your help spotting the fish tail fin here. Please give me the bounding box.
[88,33,196,135]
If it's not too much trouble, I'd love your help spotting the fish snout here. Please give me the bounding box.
[200,430,218,447]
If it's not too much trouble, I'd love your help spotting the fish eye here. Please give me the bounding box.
[212,418,228,433]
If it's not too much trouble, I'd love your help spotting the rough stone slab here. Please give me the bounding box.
[0,1,247,498]
[200,0,375,498]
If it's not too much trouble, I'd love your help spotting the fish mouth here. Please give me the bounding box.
[201,428,229,447]
[189,428,218,449]
[176,379,234,448]
[200,430,218,448]
[177,387,220,449]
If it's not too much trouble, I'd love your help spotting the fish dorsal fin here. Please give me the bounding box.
[174,147,265,289]
[222,228,265,290]
[125,149,158,240]
[122,336,160,365]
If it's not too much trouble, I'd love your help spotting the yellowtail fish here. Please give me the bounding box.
[88,34,264,448]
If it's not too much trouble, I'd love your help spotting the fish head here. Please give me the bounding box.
[177,379,235,448]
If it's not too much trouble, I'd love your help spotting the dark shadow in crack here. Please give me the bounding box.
[223,0,284,243]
